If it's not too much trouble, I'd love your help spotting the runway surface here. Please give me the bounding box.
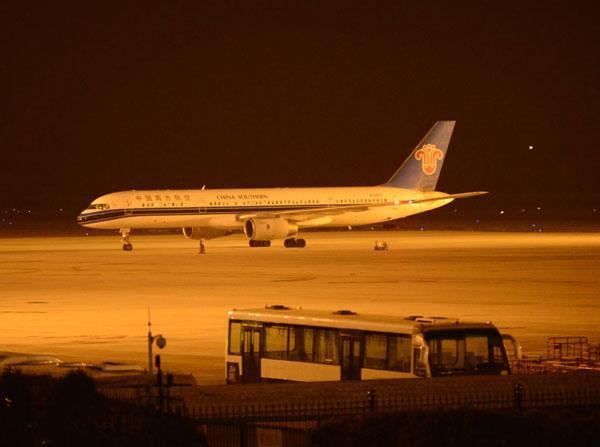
[1,231,599,384]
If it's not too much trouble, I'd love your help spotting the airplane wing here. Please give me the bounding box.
[236,191,488,223]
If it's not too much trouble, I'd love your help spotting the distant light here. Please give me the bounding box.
[9,222,12,225]
[521,209,525,213]
[370,227,374,231]
[538,229,542,232]
[529,146,534,150]
[85,232,89,236]
[2,218,5,222]
[500,210,505,214]
[394,200,400,204]
[408,200,413,204]
[532,224,536,227]
[27,210,31,214]
[537,206,541,211]
[593,209,597,212]
[476,219,480,223]
[17,210,20,214]
[59,208,63,212]
[454,209,458,213]
[420,227,424,231]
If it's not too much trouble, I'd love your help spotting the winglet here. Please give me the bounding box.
[384,121,456,191]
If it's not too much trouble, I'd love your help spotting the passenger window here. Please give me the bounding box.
[314,329,339,364]
[289,327,314,362]
[388,335,411,372]
[228,321,242,355]
[365,334,387,369]
[264,325,288,360]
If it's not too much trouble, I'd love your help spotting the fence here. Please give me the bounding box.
[100,373,600,446]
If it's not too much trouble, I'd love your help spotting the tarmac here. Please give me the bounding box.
[1,231,599,384]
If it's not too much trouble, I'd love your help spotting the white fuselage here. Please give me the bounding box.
[78,186,453,231]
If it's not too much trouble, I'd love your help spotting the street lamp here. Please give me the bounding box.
[148,312,166,383]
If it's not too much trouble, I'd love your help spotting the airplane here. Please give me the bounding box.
[78,121,487,250]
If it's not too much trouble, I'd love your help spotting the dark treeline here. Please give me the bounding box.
[0,370,206,447]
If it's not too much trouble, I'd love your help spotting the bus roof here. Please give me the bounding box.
[228,306,497,334]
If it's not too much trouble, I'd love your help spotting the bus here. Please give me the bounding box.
[225,306,512,384]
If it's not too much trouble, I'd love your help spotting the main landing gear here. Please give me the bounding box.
[121,229,133,251]
[249,240,271,247]
[284,238,306,248]
[248,238,307,248]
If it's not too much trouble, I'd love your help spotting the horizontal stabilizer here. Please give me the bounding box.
[407,191,488,204]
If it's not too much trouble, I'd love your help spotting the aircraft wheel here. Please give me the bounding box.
[123,243,133,251]
[297,239,306,248]
[284,238,296,248]
[250,240,271,247]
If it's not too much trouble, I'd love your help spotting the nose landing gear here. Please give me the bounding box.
[121,229,133,251]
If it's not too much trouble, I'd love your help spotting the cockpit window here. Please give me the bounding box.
[86,203,110,210]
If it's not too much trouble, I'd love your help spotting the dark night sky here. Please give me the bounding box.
[2,1,599,216]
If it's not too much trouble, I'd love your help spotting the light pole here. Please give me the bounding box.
[148,312,166,388]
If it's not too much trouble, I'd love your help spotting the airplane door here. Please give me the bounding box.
[241,326,262,383]
[341,335,362,380]
[124,200,133,216]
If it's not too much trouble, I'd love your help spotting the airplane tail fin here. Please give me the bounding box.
[384,121,456,191]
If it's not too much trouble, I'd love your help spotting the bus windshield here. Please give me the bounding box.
[425,329,509,376]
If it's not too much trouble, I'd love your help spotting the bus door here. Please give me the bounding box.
[341,335,362,380]
[241,326,262,383]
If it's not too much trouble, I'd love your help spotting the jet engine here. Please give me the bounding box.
[182,227,233,240]
[244,218,298,241]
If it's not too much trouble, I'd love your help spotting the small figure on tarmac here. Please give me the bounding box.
[374,240,388,251]
[199,236,206,254]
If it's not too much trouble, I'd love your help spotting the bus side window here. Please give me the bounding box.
[365,333,387,369]
[388,335,411,372]
[264,325,288,360]
[289,327,314,362]
[228,321,242,355]
[314,329,340,365]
